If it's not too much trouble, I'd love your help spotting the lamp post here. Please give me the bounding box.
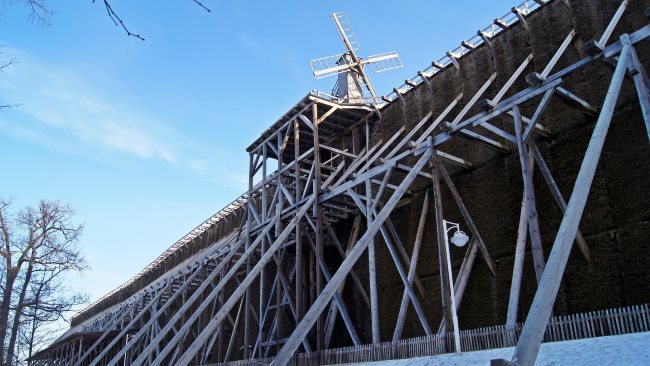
[442,219,469,353]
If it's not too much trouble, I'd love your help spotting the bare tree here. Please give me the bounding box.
[0,199,87,365]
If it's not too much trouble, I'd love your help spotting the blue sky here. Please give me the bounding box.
[0,1,513,307]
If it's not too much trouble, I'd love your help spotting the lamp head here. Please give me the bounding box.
[450,230,469,247]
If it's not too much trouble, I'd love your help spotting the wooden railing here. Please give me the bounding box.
[214,303,650,366]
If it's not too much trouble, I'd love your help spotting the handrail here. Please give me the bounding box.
[382,0,550,103]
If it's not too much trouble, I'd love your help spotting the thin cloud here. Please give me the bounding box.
[0,48,235,174]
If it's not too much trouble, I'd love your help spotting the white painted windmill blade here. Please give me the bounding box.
[363,51,403,73]
[309,53,354,79]
[331,11,361,52]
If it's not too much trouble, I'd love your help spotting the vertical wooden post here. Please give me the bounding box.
[311,102,324,350]
[367,179,380,344]
[511,38,631,366]
[243,153,255,359]
[275,132,284,351]
[294,120,303,323]
[430,154,453,332]
[505,195,528,346]
[514,105,546,283]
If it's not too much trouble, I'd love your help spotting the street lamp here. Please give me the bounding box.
[442,219,469,353]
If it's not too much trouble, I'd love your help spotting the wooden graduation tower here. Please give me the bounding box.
[30,1,650,366]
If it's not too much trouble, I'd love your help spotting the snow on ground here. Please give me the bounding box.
[349,332,650,365]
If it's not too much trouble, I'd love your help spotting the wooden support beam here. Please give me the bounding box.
[436,150,474,169]
[512,38,631,366]
[514,105,546,284]
[418,71,434,93]
[523,87,555,142]
[366,179,381,344]
[451,73,497,127]
[493,54,534,105]
[541,30,575,79]
[555,86,598,116]
[384,217,427,297]
[438,160,496,276]
[393,88,406,106]
[627,44,650,140]
[437,238,479,333]
[392,192,429,342]
[312,103,324,351]
[452,124,510,152]
[294,120,303,323]
[528,141,591,263]
[298,114,314,131]
[318,106,339,125]
[505,194,529,335]
[598,0,629,47]
[385,111,433,160]
[358,126,405,173]
[430,154,453,333]
[446,51,460,70]
[494,18,509,31]
[478,30,493,49]
[511,7,529,32]
[431,61,446,70]
[415,93,463,144]
[461,40,477,51]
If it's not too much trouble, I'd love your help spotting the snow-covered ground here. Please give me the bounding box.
[348,332,650,366]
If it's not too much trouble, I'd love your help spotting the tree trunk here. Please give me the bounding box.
[0,269,18,365]
[7,256,35,364]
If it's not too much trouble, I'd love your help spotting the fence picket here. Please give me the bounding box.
[215,303,650,365]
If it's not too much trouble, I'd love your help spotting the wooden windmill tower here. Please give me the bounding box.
[309,12,403,104]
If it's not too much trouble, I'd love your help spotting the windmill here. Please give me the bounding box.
[309,12,403,104]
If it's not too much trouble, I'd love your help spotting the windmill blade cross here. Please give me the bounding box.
[309,11,402,104]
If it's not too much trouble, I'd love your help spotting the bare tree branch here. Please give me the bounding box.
[91,0,212,41]
[93,0,144,41]
[25,0,52,26]
[0,56,21,110]
[192,0,211,13]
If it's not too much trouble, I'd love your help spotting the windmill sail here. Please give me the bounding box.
[365,52,403,73]
[310,53,351,79]
[331,12,361,51]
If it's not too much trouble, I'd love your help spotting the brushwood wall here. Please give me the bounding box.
[331,0,650,345]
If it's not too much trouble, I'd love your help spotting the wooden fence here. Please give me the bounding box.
[213,303,650,366]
